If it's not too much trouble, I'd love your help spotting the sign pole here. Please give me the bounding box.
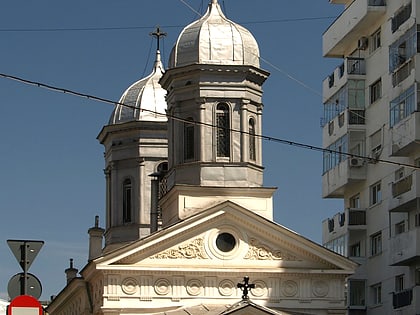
[21,242,28,295]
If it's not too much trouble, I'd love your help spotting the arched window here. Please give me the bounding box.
[249,118,256,161]
[216,103,230,157]
[122,178,132,223]
[184,118,195,160]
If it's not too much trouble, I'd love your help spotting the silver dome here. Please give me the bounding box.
[168,0,260,68]
[109,51,167,124]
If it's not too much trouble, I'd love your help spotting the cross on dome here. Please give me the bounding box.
[150,26,167,52]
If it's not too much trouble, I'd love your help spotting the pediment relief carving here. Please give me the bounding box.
[150,237,208,259]
[244,238,301,261]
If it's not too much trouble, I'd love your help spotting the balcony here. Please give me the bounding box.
[323,0,386,57]
[323,57,365,103]
[322,158,367,198]
[389,228,420,266]
[389,172,420,212]
[390,112,420,157]
[392,286,420,313]
[393,289,413,309]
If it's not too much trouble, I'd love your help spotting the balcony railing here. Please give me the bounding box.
[389,228,420,266]
[392,174,413,198]
[348,210,366,225]
[393,289,413,309]
[389,171,420,212]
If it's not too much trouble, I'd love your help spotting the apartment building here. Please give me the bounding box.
[321,0,420,314]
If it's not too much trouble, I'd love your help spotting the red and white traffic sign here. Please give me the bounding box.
[8,295,43,315]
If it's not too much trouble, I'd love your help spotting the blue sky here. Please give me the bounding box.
[0,0,344,301]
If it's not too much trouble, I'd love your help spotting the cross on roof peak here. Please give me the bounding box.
[150,26,167,51]
[237,276,255,300]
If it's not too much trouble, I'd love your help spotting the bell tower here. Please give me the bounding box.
[159,0,275,226]
[98,30,168,251]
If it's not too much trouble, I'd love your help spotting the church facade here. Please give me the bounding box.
[46,1,356,314]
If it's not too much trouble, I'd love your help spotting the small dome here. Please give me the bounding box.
[168,0,260,68]
[109,51,167,124]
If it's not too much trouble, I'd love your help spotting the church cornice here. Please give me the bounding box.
[160,64,270,90]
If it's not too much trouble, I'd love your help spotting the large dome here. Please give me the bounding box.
[168,0,260,68]
[109,51,167,124]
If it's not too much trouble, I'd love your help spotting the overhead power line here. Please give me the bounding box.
[1,72,419,171]
[0,17,335,33]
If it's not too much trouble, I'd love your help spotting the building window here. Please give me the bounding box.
[371,283,382,305]
[216,103,230,157]
[350,242,361,257]
[415,213,420,227]
[350,194,361,209]
[324,235,346,256]
[370,129,382,157]
[184,118,195,161]
[390,85,416,127]
[249,118,256,161]
[390,25,418,72]
[370,28,381,53]
[391,3,412,33]
[395,274,405,292]
[323,134,348,173]
[123,179,132,223]
[370,79,382,104]
[370,231,382,256]
[395,221,406,235]
[349,280,366,307]
[370,181,382,206]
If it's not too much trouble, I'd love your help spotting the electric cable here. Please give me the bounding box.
[1,72,419,170]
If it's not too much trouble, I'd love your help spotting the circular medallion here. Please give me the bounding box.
[251,280,267,297]
[154,279,170,295]
[282,280,298,297]
[186,279,203,296]
[312,280,329,297]
[122,277,138,295]
[218,279,235,296]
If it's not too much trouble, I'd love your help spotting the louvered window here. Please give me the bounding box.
[216,104,230,157]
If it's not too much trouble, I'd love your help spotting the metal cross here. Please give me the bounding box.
[237,276,255,300]
[150,26,167,51]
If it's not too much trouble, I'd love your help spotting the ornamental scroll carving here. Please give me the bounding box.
[151,238,208,259]
[244,238,300,261]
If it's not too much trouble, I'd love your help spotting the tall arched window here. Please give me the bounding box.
[184,118,195,160]
[249,118,256,161]
[122,178,132,223]
[216,103,230,157]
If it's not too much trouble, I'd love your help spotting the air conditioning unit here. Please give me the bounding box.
[358,37,368,50]
[349,157,364,167]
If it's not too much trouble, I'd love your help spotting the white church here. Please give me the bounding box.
[46,1,356,314]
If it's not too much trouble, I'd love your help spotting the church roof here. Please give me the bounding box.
[109,50,167,124]
[168,0,260,68]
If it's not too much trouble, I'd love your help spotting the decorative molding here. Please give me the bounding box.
[150,238,208,259]
[245,238,300,261]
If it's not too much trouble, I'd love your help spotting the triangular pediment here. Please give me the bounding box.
[95,201,356,274]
